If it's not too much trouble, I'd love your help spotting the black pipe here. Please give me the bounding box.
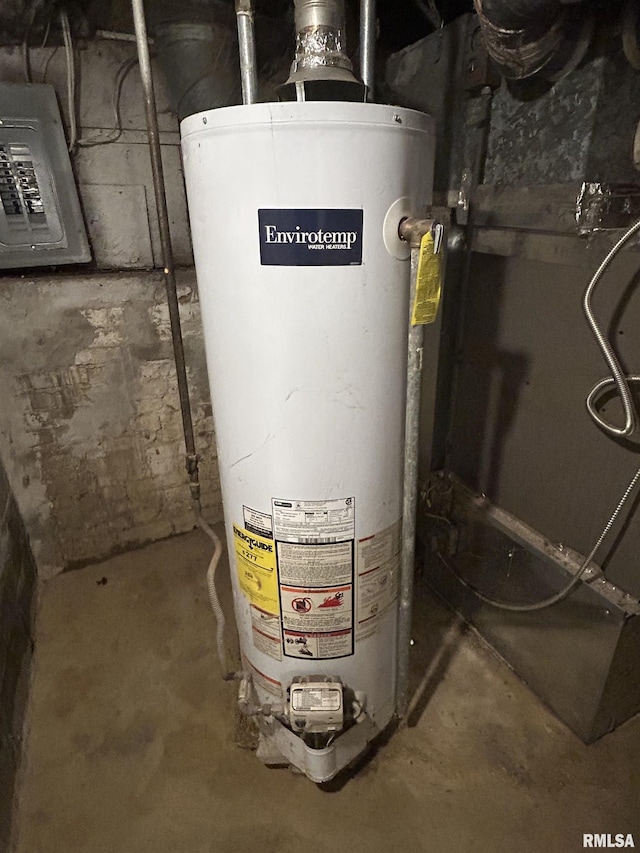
[131,0,201,504]
[478,0,568,29]
[443,85,494,479]
[474,0,591,80]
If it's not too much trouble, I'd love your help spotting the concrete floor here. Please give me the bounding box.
[11,528,640,853]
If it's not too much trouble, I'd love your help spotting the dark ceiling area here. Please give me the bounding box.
[376,0,473,52]
[1,0,474,54]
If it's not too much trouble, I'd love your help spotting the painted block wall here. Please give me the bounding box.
[0,271,222,579]
[0,456,37,851]
[1,42,223,577]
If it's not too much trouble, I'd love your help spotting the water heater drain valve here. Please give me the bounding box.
[288,676,344,734]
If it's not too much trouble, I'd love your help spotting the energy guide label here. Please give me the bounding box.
[272,497,355,543]
[233,524,279,615]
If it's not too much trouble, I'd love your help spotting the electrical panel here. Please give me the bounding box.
[0,83,90,269]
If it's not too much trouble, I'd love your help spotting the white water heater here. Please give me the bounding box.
[181,100,434,781]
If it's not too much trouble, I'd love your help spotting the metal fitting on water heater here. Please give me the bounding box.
[280,0,365,101]
[399,216,440,249]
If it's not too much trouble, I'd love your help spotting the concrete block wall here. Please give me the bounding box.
[0,42,224,577]
[2,40,193,270]
[0,457,37,851]
[0,270,222,579]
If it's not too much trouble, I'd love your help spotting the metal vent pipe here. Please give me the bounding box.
[286,0,358,85]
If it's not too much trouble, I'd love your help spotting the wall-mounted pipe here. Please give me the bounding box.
[131,0,200,502]
[235,0,258,105]
[132,0,229,679]
[359,0,376,99]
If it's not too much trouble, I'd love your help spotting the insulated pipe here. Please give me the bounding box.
[235,0,258,105]
[360,0,376,98]
[396,245,425,720]
[131,0,201,501]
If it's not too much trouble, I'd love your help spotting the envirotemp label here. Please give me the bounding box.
[258,209,363,266]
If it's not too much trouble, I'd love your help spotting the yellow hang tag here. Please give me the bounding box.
[411,231,442,326]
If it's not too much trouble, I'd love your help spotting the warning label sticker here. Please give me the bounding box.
[243,657,282,698]
[233,524,279,615]
[356,520,401,641]
[280,584,353,659]
[272,497,355,543]
[243,505,273,539]
[277,540,353,587]
[250,605,282,661]
[273,496,355,659]
[281,585,353,632]
[283,629,352,660]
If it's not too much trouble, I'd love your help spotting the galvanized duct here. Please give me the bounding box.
[149,1,241,121]
[286,0,357,85]
[153,22,241,120]
[474,0,593,81]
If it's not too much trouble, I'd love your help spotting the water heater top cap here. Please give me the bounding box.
[180,101,434,139]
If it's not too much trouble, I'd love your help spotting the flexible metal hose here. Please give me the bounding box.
[583,217,640,437]
[443,217,640,611]
[441,463,640,612]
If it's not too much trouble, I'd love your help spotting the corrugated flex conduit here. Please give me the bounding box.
[442,217,640,611]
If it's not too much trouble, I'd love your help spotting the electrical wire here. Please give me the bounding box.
[60,8,77,152]
[76,57,139,147]
[440,217,640,611]
[57,11,140,151]
[440,463,640,611]
[21,0,40,84]
[414,0,442,29]
[22,27,33,83]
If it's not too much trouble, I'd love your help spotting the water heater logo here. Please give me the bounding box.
[264,225,357,249]
[258,209,363,266]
